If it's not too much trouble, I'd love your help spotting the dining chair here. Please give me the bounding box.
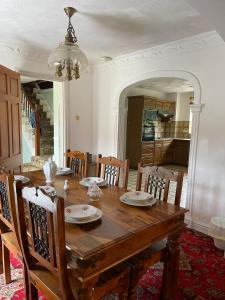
[15,186,131,300]
[0,172,28,291]
[65,149,89,178]
[96,155,129,190]
[127,163,183,299]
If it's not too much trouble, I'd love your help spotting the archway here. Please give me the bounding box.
[116,70,203,223]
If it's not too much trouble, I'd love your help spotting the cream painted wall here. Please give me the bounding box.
[89,32,225,229]
[67,71,93,153]
[176,92,194,121]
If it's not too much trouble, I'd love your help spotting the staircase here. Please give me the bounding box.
[22,81,54,157]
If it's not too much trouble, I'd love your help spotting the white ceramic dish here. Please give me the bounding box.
[121,191,151,201]
[79,177,106,187]
[120,194,157,207]
[14,175,30,184]
[39,186,56,196]
[65,207,102,224]
[65,204,98,220]
[56,167,73,175]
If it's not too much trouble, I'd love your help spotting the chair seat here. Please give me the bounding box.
[29,262,130,300]
[127,240,167,286]
[29,265,70,300]
[1,231,22,259]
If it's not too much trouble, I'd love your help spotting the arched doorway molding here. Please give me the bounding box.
[115,69,204,223]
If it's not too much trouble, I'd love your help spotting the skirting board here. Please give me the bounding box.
[185,215,209,235]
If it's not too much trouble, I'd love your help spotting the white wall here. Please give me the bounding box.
[67,70,93,153]
[176,92,194,121]
[89,32,225,229]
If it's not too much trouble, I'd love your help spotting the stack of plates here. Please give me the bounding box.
[56,167,73,175]
[65,204,102,224]
[79,177,106,187]
[14,175,30,184]
[120,191,156,207]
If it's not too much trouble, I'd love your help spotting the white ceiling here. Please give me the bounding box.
[136,77,194,93]
[21,76,38,83]
[0,0,214,63]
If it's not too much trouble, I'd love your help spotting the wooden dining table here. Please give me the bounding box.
[22,170,187,299]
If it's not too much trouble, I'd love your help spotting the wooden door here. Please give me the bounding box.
[0,65,22,173]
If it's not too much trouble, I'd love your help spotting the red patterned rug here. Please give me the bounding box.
[0,229,224,300]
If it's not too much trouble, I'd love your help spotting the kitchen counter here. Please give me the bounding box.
[142,137,190,142]
[173,138,190,141]
[140,138,190,167]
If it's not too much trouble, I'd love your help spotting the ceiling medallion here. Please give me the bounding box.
[48,7,88,81]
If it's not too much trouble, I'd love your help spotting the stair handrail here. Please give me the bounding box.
[21,88,41,156]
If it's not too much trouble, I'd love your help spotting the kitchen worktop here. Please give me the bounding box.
[142,138,190,142]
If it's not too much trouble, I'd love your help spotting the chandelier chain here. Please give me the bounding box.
[67,17,77,44]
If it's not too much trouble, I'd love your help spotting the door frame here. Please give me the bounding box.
[17,70,68,167]
[115,70,204,226]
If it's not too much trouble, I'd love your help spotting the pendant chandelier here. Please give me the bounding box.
[48,7,88,81]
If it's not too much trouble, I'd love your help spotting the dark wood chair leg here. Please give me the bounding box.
[23,263,30,299]
[128,287,137,300]
[29,282,38,300]
[0,234,3,274]
[2,244,11,284]
[160,231,181,300]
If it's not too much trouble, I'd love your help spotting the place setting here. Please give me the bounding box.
[14,175,30,185]
[56,167,73,176]
[39,185,57,197]
[65,204,103,224]
[79,177,107,188]
[120,191,157,207]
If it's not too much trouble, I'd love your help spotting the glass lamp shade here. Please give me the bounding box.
[48,43,89,80]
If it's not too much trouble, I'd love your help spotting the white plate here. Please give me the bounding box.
[120,195,157,207]
[121,191,152,201]
[65,208,102,224]
[56,167,73,175]
[79,177,106,187]
[65,204,98,220]
[39,186,56,196]
[14,175,30,184]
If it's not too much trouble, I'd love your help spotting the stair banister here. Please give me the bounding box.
[21,88,41,156]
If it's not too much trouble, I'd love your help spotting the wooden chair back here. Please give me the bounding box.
[136,164,183,206]
[96,155,129,189]
[15,186,74,299]
[0,172,19,233]
[65,149,89,179]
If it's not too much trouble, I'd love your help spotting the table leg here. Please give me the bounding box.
[160,230,181,300]
[77,277,98,300]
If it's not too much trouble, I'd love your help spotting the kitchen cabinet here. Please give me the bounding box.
[172,139,190,166]
[162,140,173,164]
[126,96,144,169]
[126,96,176,169]
[154,141,163,165]
[141,142,155,166]
[140,139,189,167]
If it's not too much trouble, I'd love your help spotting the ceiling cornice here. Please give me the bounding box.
[106,31,224,67]
[0,31,223,66]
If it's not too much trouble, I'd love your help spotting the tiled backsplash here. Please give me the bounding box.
[154,121,190,139]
